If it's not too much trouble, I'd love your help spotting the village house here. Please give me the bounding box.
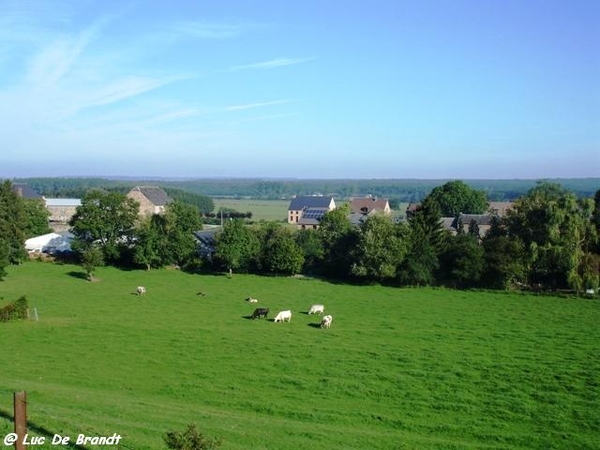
[287,195,336,229]
[126,186,172,217]
[45,198,81,227]
[443,213,494,238]
[349,196,391,216]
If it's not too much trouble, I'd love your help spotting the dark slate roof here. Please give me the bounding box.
[12,183,42,199]
[193,229,218,245]
[132,186,172,206]
[288,196,333,211]
[459,214,493,226]
[298,207,329,225]
[348,213,369,226]
[444,213,493,231]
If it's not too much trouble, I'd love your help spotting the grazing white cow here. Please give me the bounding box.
[245,297,258,303]
[308,304,325,315]
[320,315,333,329]
[274,310,292,323]
[137,286,146,295]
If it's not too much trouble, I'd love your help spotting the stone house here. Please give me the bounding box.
[287,195,336,228]
[349,196,391,215]
[126,186,172,217]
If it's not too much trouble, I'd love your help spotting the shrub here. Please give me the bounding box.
[0,296,28,322]
[163,424,221,450]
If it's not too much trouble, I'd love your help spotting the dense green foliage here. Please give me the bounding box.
[0,180,49,278]
[0,180,28,269]
[164,424,222,450]
[69,190,139,264]
[14,176,600,201]
[2,178,599,292]
[423,180,488,215]
[0,263,598,449]
[213,219,260,273]
[503,183,598,291]
[21,199,52,238]
[206,182,600,292]
[12,178,214,214]
[0,295,28,322]
[162,188,214,214]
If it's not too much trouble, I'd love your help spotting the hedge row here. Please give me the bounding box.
[0,296,28,322]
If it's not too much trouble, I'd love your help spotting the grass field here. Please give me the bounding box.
[213,199,290,222]
[211,199,409,223]
[1,262,599,449]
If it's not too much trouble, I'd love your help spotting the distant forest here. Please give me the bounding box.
[14,177,600,204]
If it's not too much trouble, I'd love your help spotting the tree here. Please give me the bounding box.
[350,215,409,281]
[70,190,139,264]
[504,182,594,291]
[213,219,260,273]
[295,229,324,274]
[424,180,488,216]
[481,234,527,289]
[399,198,446,286]
[0,239,9,281]
[133,202,202,270]
[81,246,104,281]
[0,180,27,265]
[22,198,51,238]
[162,202,203,267]
[591,188,600,254]
[318,204,357,279]
[134,215,167,270]
[438,233,484,288]
[259,225,304,275]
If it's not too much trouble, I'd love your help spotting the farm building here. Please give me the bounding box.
[25,232,73,254]
[45,198,81,223]
[349,196,391,215]
[194,228,218,260]
[287,195,336,228]
[441,213,494,238]
[127,186,172,217]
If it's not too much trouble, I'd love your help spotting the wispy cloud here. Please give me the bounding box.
[224,99,290,111]
[172,21,254,40]
[230,57,314,71]
[26,26,97,87]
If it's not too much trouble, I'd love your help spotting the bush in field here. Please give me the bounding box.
[0,296,28,322]
[164,424,221,450]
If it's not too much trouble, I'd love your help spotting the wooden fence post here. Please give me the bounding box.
[14,391,27,450]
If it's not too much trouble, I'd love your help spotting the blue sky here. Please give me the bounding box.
[0,0,598,179]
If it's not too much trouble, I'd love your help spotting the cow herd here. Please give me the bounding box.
[248,298,333,329]
[134,286,333,328]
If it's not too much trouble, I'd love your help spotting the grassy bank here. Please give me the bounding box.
[1,262,598,449]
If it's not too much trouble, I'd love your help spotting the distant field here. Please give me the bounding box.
[212,199,408,222]
[213,199,290,222]
[1,262,599,449]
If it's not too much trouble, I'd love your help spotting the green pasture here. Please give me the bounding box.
[1,262,599,449]
[211,199,408,223]
[213,199,290,222]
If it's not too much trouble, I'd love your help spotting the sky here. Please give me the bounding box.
[0,0,598,179]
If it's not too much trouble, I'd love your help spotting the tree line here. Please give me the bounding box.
[1,179,599,293]
[14,176,600,202]
[211,181,600,292]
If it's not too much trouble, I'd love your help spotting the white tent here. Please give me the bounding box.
[25,233,73,254]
